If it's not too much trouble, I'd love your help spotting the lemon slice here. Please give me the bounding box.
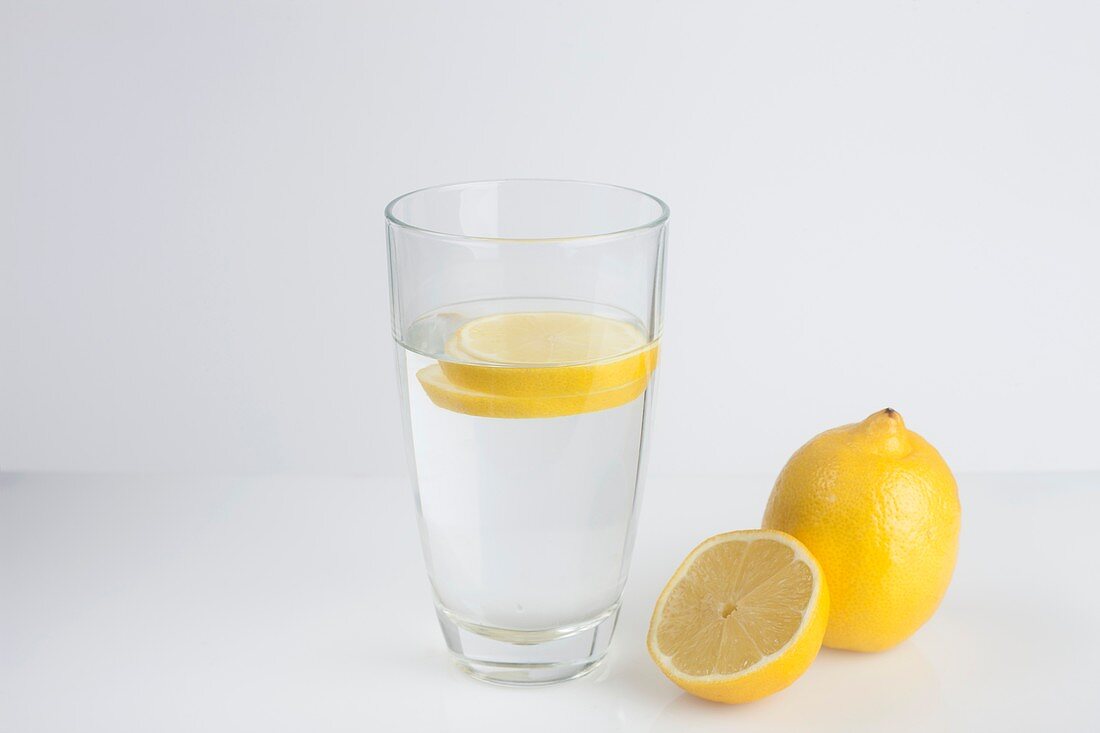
[647,530,829,704]
[417,312,659,419]
[441,312,657,396]
[448,312,647,365]
[417,364,649,419]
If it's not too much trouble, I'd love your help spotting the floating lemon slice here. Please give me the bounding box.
[647,530,829,704]
[447,312,648,364]
[417,364,650,419]
[416,312,658,419]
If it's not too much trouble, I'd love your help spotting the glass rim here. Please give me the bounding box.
[384,178,670,244]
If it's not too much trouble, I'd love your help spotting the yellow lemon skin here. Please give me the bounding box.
[762,409,960,652]
[647,530,830,704]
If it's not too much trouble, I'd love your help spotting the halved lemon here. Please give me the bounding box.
[647,530,829,704]
[417,312,658,419]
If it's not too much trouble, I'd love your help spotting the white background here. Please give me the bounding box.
[3,0,1098,477]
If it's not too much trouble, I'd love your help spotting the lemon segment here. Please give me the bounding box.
[647,530,829,704]
[762,408,961,652]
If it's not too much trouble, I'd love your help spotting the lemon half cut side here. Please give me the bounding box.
[647,530,829,704]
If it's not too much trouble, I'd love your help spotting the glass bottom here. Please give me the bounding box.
[435,604,620,686]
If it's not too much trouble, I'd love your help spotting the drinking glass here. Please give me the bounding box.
[387,180,668,684]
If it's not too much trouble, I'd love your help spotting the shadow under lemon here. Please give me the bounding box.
[650,642,944,733]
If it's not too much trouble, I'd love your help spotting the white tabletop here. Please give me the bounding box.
[1,472,1097,731]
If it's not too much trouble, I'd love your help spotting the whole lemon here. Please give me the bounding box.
[762,409,960,652]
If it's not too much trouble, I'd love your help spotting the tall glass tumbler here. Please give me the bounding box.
[387,180,668,684]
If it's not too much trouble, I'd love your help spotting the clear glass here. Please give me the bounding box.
[387,180,668,685]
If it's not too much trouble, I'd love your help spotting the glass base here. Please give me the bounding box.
[435,604,620,686]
